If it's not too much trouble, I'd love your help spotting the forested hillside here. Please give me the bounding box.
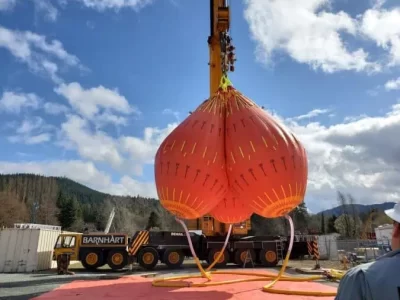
[0,174,310,235]
[0,174,180,232]
[0,174,393,238]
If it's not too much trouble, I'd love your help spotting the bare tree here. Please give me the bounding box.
[0,192,29,227]
[337,191,351,237]
[334,214,362,238]
[347,194,359,237]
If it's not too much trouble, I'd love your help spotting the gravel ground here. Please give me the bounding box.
[0,260,340,300]
[286,259,345,270]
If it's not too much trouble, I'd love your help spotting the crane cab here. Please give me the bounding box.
[186,215,251,237]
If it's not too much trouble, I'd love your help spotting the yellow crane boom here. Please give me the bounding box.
[208,0,230,95]
[186,0,250,237]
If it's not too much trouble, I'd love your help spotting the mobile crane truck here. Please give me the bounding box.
[53,0,314,272]
[53,230,288,271]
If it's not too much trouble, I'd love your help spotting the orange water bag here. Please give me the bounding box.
[210,189,253,224]
[224,87,308,218]
[154,95,229,220]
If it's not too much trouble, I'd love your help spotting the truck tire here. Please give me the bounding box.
[81,250,103,270]
[107,249,128,270]
[259,248,278,267]
[234,249,256,266]
[163,249,184,269]
[138,247,159,270]
[207,249,229,268]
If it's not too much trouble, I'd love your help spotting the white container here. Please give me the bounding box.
[317,233,340,260]
[14,223,61,231]
[0,228,61,273]
[375,224,393,245]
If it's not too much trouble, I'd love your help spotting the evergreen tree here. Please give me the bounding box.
[320,213,326,234]
[291,202,309,233]
[57,193,78,230]
[327,215,337,233]
[146,211,161,230]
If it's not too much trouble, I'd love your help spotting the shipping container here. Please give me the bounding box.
[316,233,340,260]
[0,227,61,273]
[375,224,393,244]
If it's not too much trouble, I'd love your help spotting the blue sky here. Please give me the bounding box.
[0,0,400,213]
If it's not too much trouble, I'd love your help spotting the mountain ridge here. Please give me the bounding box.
[318,202,396,217]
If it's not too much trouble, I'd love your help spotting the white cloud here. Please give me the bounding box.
[76,0,154,11]
[58,111,177,176]
[120,122,177,165]
[243,0,379,73]
[9,133,51,145]
[162,108,180,121]
[43,102,70,115]
[95,112,128,127]
[372,0,386,9]
[385,77,400,90]
[32,0,58,22]
[0,0,59,19]
[289,108,332,121]
[280,103,400,211]
[0,91,41,113]
[0,25,82,83]
[0,0,16,11]
[54,82,140,126]
[7,117,53,145]
[243,0,400,73]
[60,114,124,168]
[360,6,400,66]
[15,117,45,134]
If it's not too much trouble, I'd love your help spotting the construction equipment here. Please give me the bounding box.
[185,0,247,238]
[185,1,308,243]
[53,232,130,270]
[53,230,285,271]
[186,217,250,236]
[52,0,314,278]
[130,231,285,271]
[151,1,338,297]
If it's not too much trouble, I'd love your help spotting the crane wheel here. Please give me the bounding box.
[163,249,184,269]
[107,249,128,270]
[81,250,103,270]
[234,249,256,266]
[259,248,278,267]
[207,249,229,268]
[138,247,159,270]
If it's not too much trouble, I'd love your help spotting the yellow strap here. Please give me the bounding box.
[219,74,232,91]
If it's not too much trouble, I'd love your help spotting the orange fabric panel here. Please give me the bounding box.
[154,96,229,220]
[155,85,308,220]
[33,273,336,300]
[224,87,308,218]
[210,189,253,224]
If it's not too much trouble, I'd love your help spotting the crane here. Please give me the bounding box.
[186,0,251,237]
